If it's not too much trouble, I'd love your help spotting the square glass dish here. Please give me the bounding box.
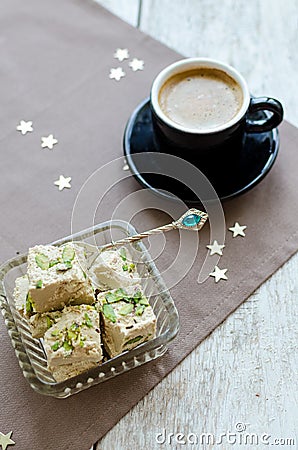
[0,220,179,398]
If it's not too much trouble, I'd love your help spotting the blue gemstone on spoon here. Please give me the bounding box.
[182,214,201,227]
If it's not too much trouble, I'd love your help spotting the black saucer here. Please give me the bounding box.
[123,98,279,204]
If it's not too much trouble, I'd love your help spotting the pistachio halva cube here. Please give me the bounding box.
[90,247,140,290]
[43,305,102,370]
[13,275,63,338]
[26,244,94,313]
[97,285,156,358]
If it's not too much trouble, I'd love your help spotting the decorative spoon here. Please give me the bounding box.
[75,209,208,268]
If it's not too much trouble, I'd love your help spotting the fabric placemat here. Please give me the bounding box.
[0,1,298,449]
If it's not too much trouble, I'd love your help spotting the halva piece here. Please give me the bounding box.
[26,244,94,313]
[97,285,156,358]
[90,247,140,290]
[43,305,102,369]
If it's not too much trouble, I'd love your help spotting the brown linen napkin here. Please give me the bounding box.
[0,1,297,449]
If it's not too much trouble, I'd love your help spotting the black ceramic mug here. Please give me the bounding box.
[150,58,283,171]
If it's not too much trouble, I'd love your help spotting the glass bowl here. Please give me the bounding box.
[0,220,179,398]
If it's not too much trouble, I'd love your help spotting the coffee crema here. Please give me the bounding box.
[158,68,243,131]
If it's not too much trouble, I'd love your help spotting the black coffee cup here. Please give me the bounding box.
[150,58,283,168]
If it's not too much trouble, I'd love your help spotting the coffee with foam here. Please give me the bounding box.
[158,68,243,131]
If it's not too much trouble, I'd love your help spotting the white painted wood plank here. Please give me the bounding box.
[93,1,298,448]
[93,0,140,27]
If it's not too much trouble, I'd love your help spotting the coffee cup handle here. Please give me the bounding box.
[246,97,284,133]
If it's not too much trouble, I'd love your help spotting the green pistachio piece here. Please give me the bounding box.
[82,270,87,279]
[139,297,149,306]
[119,248,127,261]
[84,313,93,328]
[67,330,77,341]
[49,259,60,268]
[124,335,143,346]
[51,329,60,336]
[35,253,49,270]
[62,245,75,263]
[128,263,135,273]
[63,341,73,352]
[35,280,43,289]
[56,261,72,271]
[135,304,145,316]
[118,303,134,316]
[105,292,120,303]
[102,304,116,323]
[46,315,53,329]
[51,342,60,351]
[79,340,84,348]
[122,264,128,271]
[105,288,134,304]
[129,291,142,304]
[25,292,33,314]
[70,322,80,331]
[115,288,128,297]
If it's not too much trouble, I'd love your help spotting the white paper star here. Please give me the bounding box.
[128,58,144,71]
[206,240,225,256]
[109,67,126,81]
[41,134,58,150]
[54,175,71,191]
[0,432,15,450]
[16,120,33,135]
[113,48,129,61]
[229,222,247,237]
[209,266,228,283]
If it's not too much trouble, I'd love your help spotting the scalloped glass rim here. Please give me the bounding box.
[0,220,179,398]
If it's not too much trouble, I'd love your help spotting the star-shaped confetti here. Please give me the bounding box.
[128,58,144,71]
[109,67,126,81]
[16,120,33,135]
[54,175,71,191]
[209,266,228,283]
[41,134,58,150]
[113,48,129,61]
[0,431,15,450]
[229,222,247,237]
[206,240,225,256]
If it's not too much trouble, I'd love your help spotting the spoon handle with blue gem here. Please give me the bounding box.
[99,208,208,252]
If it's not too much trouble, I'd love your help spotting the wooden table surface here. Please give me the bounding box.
[92,1,298,449]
